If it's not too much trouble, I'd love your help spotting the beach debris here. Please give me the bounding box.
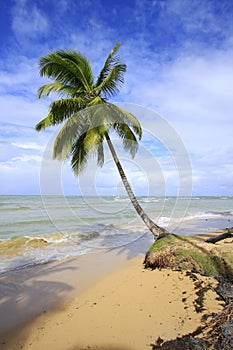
[205,228,233,244]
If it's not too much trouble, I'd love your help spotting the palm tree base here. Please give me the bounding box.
[150,224,170,241]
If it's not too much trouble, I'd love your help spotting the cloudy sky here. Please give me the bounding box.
[0,0,233,196]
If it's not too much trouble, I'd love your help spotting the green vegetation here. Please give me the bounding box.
[176,248,222,276]
[147,234,179,252]
[144,232,233,280]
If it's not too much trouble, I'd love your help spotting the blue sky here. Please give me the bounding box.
[0,0,233,196]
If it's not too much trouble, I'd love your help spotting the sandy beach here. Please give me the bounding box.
[0,237,225,350]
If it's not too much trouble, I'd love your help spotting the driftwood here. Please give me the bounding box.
[205,228,233,244]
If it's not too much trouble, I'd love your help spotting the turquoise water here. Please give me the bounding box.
[0,195,233,273]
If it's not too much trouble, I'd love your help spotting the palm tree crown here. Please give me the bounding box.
[36,42,142,175]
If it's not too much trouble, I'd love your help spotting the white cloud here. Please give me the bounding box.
[118,42,233,195]
[0,94,49,126]
[11,142,43,150]
[1,154,41,168]
[0,153,42,195]
[11,0,48,41]
[0,56,39,95]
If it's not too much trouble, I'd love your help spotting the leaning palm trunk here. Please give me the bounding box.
[104,132,169,240]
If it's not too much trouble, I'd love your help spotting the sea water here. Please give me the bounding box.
[0,195,232,273]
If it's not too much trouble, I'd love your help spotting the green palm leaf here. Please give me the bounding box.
[38,82,82,98]
[39,50,94,92]
[96,65,126,98]
[95,42,126,98]
[96,42,121,86]
[70,133,90,175]
[52,112,87,160]
[113,123,138,158]
[83,103,142,138]
[35,97,86,131]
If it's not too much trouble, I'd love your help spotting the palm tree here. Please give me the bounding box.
[36,42,169,240]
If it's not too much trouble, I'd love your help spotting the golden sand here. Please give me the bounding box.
[0,254,223,350]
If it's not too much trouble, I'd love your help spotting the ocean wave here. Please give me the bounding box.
[0,219,52,229]
[0,231,92,274]
[183,211,233,221]
[153,210,233,229]
[0,223,140,254]
[0,247,91,275]
[0,224,147,274]
[0,232,66,251]
[1,205,32,211]
[114,197,129,202]
[141,198,160,203]
[207,210,233,216]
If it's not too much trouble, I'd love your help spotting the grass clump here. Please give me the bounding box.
[147,234,179,253]
[176,248,221,276]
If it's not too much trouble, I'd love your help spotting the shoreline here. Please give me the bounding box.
[1,215,232,276]
[1,195,233,275]
[0,234,229,350]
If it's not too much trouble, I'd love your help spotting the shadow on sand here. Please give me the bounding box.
[0,232,154,349]
[0,259,78,333]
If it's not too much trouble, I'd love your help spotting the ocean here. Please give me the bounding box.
[0,195,233,274]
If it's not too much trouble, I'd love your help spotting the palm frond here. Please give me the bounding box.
[53,116,101,175]
[52,112,87,160]
[95,42,126,99]
[82,103,140,159]
[70,132,90,175]
[35,98,86,131]
[58,50,94,90]
[86,103,142,139]
[84,104,111,128]
[113,123,138,158]
[96,42,121,86]
[50,102,142,165]
[87,103,141,158]
[39,50,94,92]
[96,65,126,98]
[38,82,82,98]
[112,104,142,139]
[82,128,101,152]
[83,125,107,152]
